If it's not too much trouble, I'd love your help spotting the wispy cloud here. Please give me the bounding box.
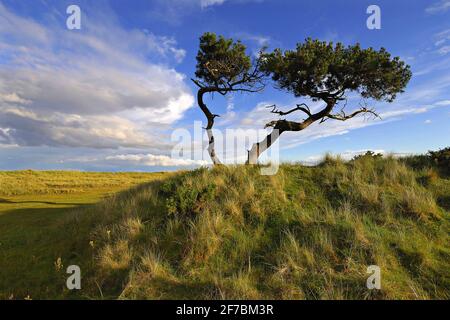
[232,32,273,56]
[150,0,264,24]
[105,153,208,167]
[200,0,227,8]
[432,29,450,56]
[435,100,450,106]
[438,46,450,55]
[426,0,450,14]
[434,29,450,46]
[235,32,271,47]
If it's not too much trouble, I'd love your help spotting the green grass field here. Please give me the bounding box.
[0,171,169,299]
[0,155,449,300]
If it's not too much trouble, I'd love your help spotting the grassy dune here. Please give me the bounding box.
[1,156,449,300]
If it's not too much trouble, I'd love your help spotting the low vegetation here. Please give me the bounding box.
[0,170,167,196]
[0,171,167,300]
[1,152,449,300]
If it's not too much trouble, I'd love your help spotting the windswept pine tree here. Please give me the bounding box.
[247,39,412,163]
[192,33,265,164]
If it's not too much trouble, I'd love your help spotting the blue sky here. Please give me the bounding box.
[0,0,449,171]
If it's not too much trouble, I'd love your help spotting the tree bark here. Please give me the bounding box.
[247,101,335,164]
[197,88,222,165]
[247,128,279,164]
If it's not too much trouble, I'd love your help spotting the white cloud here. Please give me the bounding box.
[198,0,264,9]
[235,32,271,47]
[105,154,208,167]
[0,2,49,43]
[239,102,278,127]
[231,32,273,57]
[200,0,226,8]
[379,107,428,118]
[413,56,450,76]
[151,0,264,24]
[0,93,31,105]
[426,0,450,14]
[280,117,385,150]
[438,45,450,55]
[433,29,450,55]
[0,3,194,150]
[0,106,164,148]
[434,100,450,106]
[434,29,450,46]
[424,119,432,124]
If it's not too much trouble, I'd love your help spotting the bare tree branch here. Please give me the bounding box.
[191,78,206,88]
[266,103,312,117]
[326,107,381,121]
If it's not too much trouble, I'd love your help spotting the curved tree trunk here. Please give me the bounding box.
[247,129,280,164]
[197,88,222,165]
[247,101,335,164]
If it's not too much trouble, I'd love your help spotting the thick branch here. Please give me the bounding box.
[191,78,206,89]
[194,85,222,165]
[247,100,335,164]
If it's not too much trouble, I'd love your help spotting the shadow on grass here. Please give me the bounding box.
[0,198,91,206]
[437,196,450,211]
[0,177,172,300]
[0,203,99,299]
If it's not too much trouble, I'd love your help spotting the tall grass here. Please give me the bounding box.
[65,156,449,300]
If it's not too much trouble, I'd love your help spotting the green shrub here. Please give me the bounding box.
[428,147,450,175]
